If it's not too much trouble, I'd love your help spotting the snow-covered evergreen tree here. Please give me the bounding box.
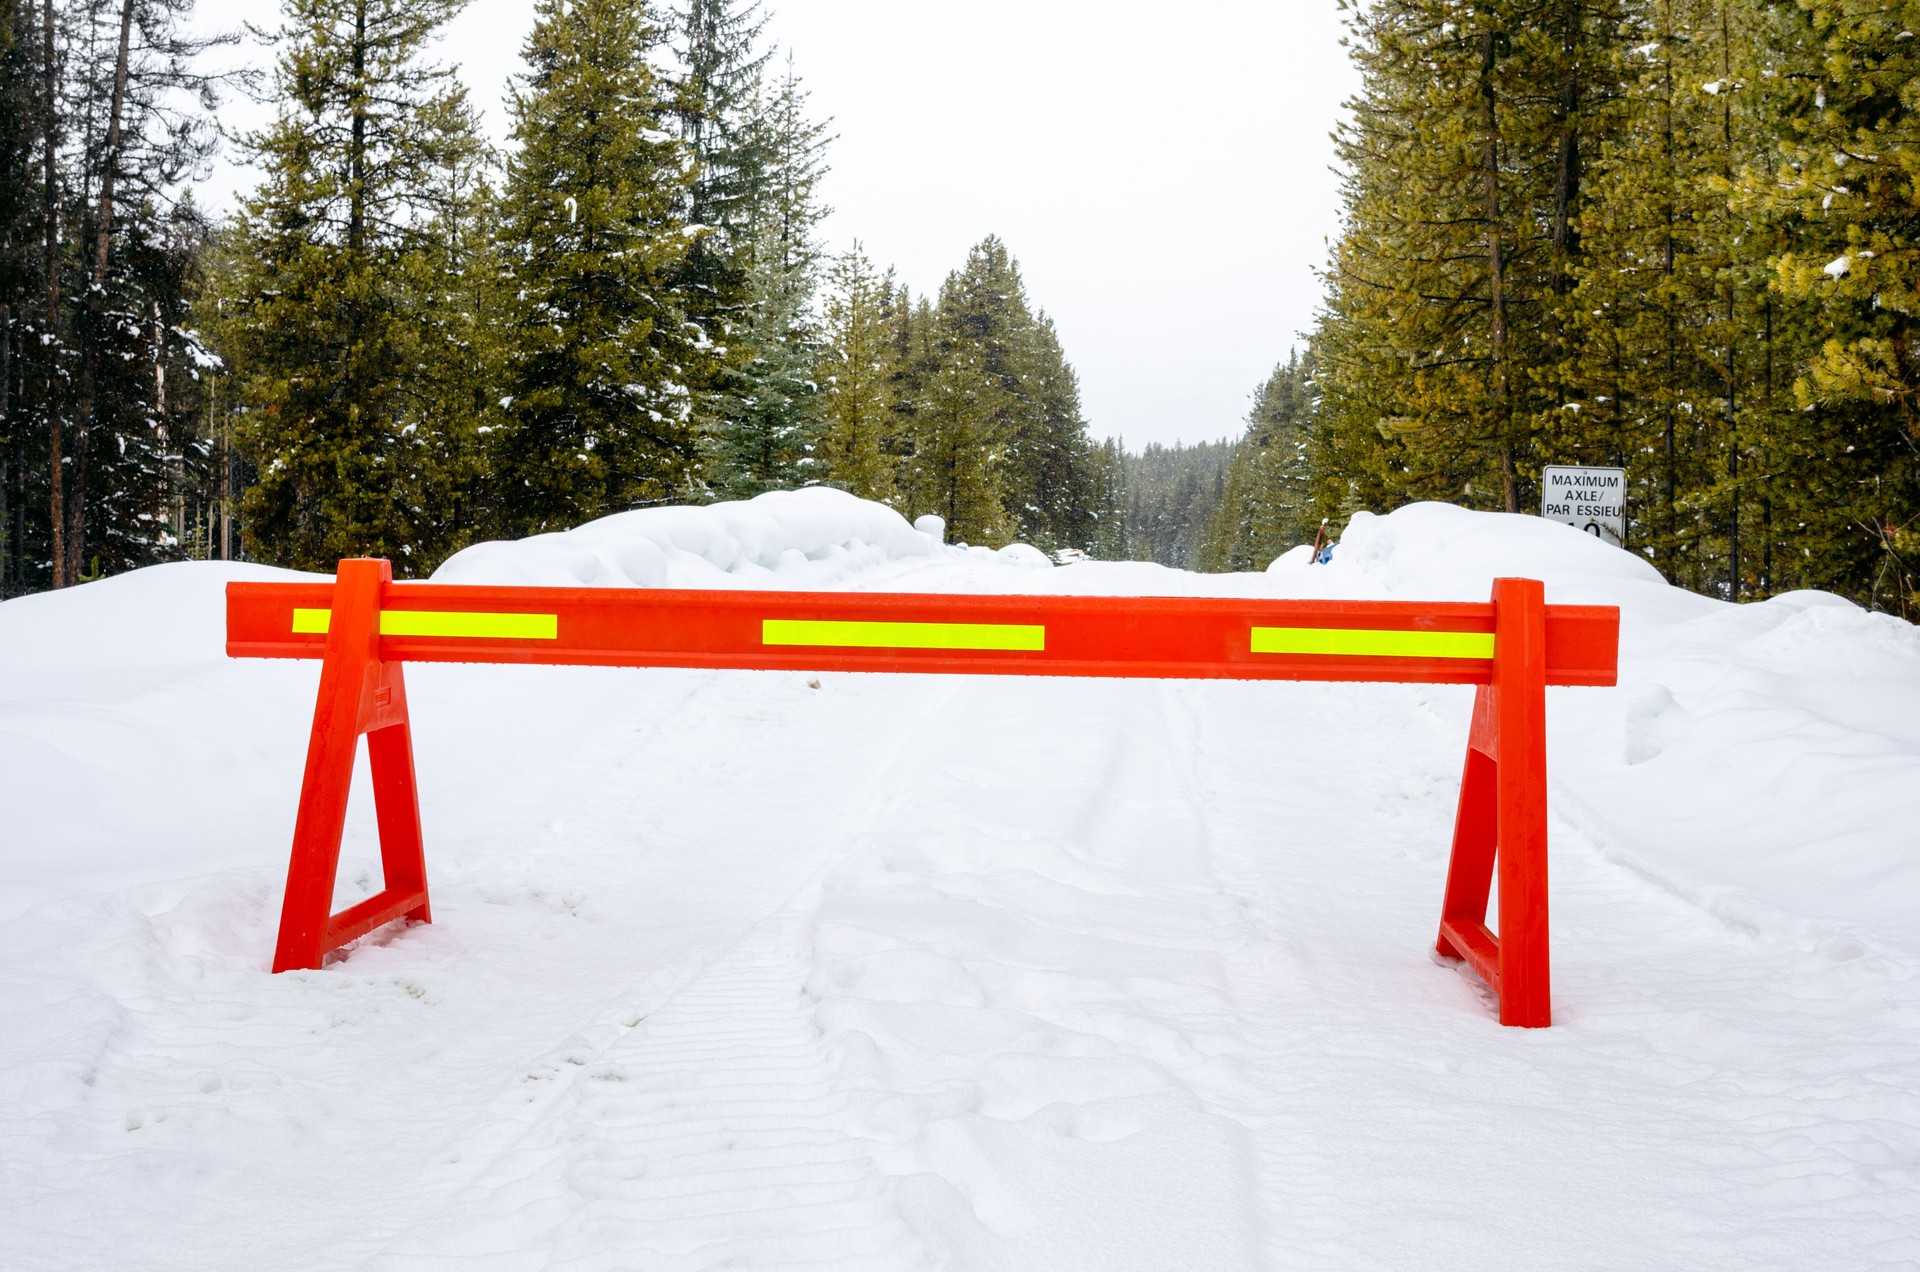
[490,0,701,535]
[818,243,897,503]
[673,0,770,306]
[1202,352,1320,571]
[699,220,822,497]
[905,325,1010,545]
[213,0,487,572]
[698,55,829,499]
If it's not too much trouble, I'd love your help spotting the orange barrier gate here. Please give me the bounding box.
[226,559,1620,1027]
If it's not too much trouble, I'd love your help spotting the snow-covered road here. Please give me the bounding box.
[4,492,1918,1269]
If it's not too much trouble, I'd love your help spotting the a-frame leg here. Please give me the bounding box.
[1436,686,1499,972]
[1434,577,1552,1027]
[271,559,432,973]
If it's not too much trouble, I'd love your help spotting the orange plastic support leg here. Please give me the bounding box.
[1435,577,1551,1027]
[270,558,432,973]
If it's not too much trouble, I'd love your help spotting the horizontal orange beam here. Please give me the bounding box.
[226,581,1619,687]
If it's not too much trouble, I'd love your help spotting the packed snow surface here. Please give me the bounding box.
[4,488,1919,1270]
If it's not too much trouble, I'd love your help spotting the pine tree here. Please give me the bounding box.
[490,0,700,535]
[35,0,60,584]
[1316,0,1622,517]
[818,242,897,502]
[0,0,234,589]
[215,0,488,572]
[673,0,770,319]
[1750,0,1920,613]
[1202,351,1321,571]
[928,235,1096,548]
[698,55,828,498]
[669,0,772,442]
[66,0,235,580]
[700,221,822,496]
[900,297,1010,543]
[0,0,34,593]
[83,197,219,575]
[1021,313,1095,550]
[397,123,501,550]
[1560,1,1713,572]
[1296,0,1919,611]
[754,56,828,285]
[1558,0,1784,594]
[824,234,1102,548]
[933,237,1038,536]
[1085,436,1129,559]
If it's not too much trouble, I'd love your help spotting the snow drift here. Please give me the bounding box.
[2,492,1917,1270]
[432,486,1047,590]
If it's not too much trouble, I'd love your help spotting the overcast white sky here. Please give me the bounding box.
[193,0,1358,449]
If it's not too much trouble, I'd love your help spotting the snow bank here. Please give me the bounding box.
[3,492,1918,1269]
[1290,502,1920,946]
[434,486,954,589]
[1325,501,1671,601]
[0,559,317,696]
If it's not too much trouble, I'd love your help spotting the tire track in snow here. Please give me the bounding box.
[1159,678,1500,1265]
[359,675,975,1270]
[370,915,932,1271]
[1173,678,1920,1270]
[794,676,1273,1269]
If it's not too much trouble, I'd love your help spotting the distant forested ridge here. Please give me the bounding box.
[1113,440,1232,569]
[1207,0,1920,614]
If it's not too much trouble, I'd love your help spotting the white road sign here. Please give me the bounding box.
[1541,465,1626,547]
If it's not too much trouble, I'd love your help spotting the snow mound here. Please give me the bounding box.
[434,487,953,590]
[1265,544,1316,573]
[1324,501,1669,601]
[975,540,1054,569]
[4,495,1920,1269]
[0,560,316,697]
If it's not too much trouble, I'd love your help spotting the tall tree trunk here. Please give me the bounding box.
[90,0,129,291]
[348,0,366,255]
[1,299,11,593]
[344,0,367,445]
[1659,3,1677,574]
[1725,289,1738,597]
[66,0,134,584]
[7,412,19,596]
[40,0,61,587]
[153,300,180,546]
[1550,38,1580,266]
[685,0,709,252]
[1479,28,1517,513]
[1547,3,1583,451]
[212,371,230,560]
[1719,1,1739,600]
[4,311,17,595]
[1761,296,1773,594]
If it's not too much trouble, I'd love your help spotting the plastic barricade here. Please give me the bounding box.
[227,560,1618,1027]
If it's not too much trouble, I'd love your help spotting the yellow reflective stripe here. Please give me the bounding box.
[1251,626,1494,660]
[292,608,559,640]
[763,619,1045,652]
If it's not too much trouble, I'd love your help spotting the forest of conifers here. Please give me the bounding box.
[0,0,1125,592]
[0,0,1915,617]
[1213,0,1920,614]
